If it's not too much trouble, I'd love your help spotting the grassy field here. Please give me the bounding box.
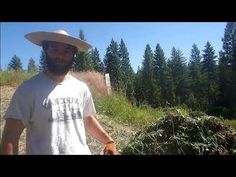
[94,94,192,130]
[0,70,37,87]
[94,94,236,131]
[224,119,236,130]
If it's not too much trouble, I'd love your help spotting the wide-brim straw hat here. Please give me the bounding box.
[25,29,92,52]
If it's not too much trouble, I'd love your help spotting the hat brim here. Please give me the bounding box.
[25,31,92,52]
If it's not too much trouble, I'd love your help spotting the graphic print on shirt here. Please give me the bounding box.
[42,97,83,123]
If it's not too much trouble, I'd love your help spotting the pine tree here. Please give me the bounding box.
[90,48,104,73]
[8,55,23,71]
[140,44,158,107]
[188,43,204,109]
[165,61,176,106]
[74,52,93,71]
[27,57,38,72]
[39,50,47,71]
[169,47,190,105]
[218,23,235,106]
[202,41,219,106]
[153,43,173,106]
[119,39,135,100]
[79,29,85,41]
[232,23,236,71]
[104,39,121,91]
[218,51,231,106]
[229,22,236,114]
[134,67,145,106]
[73,29,93,71]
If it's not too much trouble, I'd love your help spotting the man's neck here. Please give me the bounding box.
[45,70,70,83]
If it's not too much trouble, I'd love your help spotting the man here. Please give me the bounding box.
[1,30,116,155]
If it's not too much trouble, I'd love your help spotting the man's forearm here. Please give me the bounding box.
[84,116,114,144]
[1,118,24,155]
[1,123,22,155]
[1,132,20,155]
[2,142,14,155]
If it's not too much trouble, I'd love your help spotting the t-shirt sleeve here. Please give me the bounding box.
[83,86,96,119]
[4,83,32,127]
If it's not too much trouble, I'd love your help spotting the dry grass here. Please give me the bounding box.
[0,71,36,87]
[71,71,108,97]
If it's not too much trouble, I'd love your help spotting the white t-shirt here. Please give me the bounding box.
[4,72,96,155]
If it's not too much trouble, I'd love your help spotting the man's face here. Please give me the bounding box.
[45,41,76,75]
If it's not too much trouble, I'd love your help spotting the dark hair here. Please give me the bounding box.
[42,41,49,51]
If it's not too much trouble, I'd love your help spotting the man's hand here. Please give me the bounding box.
[84,116,116,154]
[103,141,117,155]
[2,143,14,155]
[1,118,25,155]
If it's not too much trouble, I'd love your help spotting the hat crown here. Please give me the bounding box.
[53,30,69,36]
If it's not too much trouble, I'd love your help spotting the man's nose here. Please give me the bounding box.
[55,51,66,60]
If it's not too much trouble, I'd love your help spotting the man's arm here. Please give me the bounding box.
[84,115,116,154]
[1,118,25,155]
[84,115,113,144]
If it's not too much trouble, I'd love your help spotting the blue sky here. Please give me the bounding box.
[1,22,226,72]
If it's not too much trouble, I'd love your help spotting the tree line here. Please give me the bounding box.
[6,23,236,118]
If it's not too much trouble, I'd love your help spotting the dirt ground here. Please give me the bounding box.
[0,86,135,155]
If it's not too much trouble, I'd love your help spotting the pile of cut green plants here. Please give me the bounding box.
[122,111,236,155]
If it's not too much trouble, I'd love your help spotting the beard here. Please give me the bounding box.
[45,54,74,75]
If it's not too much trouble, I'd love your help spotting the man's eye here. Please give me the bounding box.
[65,50,72,54]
